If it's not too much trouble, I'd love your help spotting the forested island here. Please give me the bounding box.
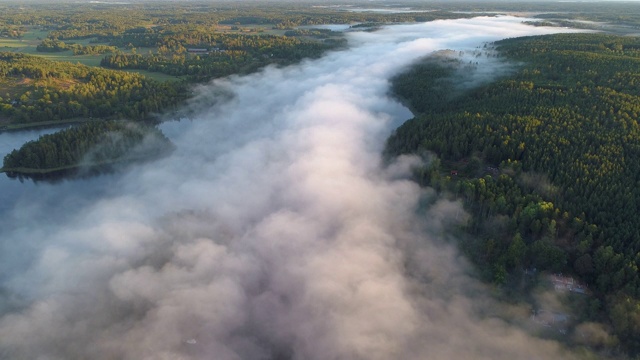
[1,121,174,179]
[386,32,640,355]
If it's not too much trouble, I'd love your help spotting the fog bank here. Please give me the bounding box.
[0,17,583,359]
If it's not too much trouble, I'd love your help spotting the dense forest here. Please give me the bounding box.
[0,53,186,127]
[386,33,640,354]
[1,120,174,176]
[98,29,340,81]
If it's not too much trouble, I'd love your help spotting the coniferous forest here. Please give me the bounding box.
[386,32,640,354]
[2,121,174,176]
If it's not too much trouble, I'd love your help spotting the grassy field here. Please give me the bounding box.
[0,39,23,48]
[0,28,48,49]
[216,24,288,36]
[0,77,29,98]
[119,69,187,82]
[19,48,105,66]
[0,27,106,66]
[20,29,49,41]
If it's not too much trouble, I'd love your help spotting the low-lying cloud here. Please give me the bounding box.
[0,16,584,359]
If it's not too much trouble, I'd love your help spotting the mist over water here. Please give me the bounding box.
[0,17,583,359]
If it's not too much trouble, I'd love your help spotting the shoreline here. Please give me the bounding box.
[0,117,100,133]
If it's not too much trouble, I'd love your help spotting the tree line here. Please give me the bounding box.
[36,39,117,55]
